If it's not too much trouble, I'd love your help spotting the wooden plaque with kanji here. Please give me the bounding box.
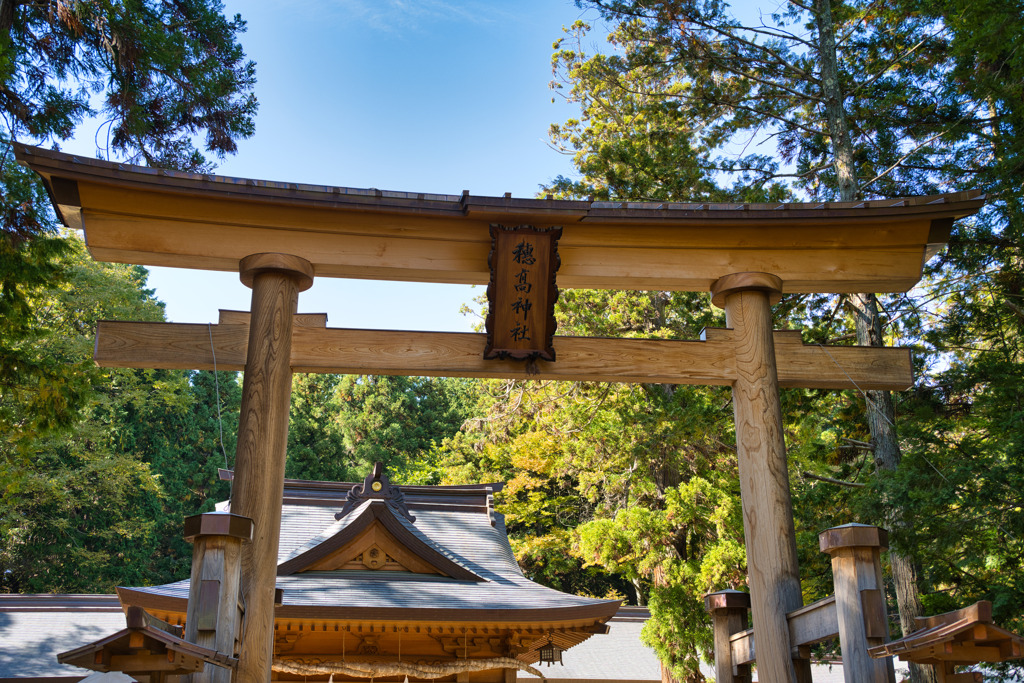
[484,224,562,361]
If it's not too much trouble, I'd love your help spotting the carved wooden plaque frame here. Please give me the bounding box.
[484,224,562,361]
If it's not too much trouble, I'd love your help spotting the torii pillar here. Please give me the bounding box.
[231,253,314,683]
[712,272,813,683]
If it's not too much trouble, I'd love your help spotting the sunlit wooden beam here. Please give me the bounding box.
[94,319,912,391]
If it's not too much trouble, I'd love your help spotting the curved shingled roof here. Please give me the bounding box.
[118,476,620,624]
[276,498,485,580]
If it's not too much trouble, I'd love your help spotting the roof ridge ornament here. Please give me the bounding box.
[336,462,415,523]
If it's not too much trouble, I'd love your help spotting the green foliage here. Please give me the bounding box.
[93,366,238,580]
[286,374,350,482]
[548,20,725,202]
[335,375,474,478]
[0,236,235,592]
[0,160,79,453]
[1,0,256,171]
[435,282,748,680]
[543,4,1024,679]
[567,0,996,200]
[1,0,257,471]
[0,445,163,592]
[1,234,157,457]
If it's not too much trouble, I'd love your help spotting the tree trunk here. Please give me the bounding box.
[848,293,935,683]
[814,2,935,681]
[0,0,15,37]
[812,0,857,201]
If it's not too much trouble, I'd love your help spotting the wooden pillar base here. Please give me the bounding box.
[232,253,313,683]
[711,272,810,683]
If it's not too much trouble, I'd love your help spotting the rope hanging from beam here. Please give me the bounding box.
[272,657,546,680]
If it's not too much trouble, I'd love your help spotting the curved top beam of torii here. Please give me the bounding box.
[17,144,983,294]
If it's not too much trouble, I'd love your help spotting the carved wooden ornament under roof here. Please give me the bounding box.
[276,464,484,580]
[337,461,414,522]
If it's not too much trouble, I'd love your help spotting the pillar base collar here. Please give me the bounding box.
[819,523,889,554]
[183,511,254,543]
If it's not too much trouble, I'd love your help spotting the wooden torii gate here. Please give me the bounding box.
[17,145,983,683]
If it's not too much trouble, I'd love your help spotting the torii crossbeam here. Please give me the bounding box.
[17,144,983,683]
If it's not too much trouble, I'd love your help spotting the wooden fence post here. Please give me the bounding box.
[705,590,752,683]
[183,512,253,683]
[711,272,812,683]
[819,523,896,683]
[232,253,314,683]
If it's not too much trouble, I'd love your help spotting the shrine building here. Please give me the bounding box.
[0,466,656,683]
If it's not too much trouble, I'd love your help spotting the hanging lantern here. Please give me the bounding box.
[538,638,563,666]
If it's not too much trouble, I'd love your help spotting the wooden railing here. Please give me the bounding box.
[706,524,895,683]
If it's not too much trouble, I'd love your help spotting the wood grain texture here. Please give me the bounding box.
[93,323,913,390]
[706,591,752,683]
[820,526,896,683]
[16,146,984,293]
[230,259,309,683]
[723,287,811,683]
[77,209,933,292]
[787,596,839,647]
[183,534,244,683]
[218,310,327,327]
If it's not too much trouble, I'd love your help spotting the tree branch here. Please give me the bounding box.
[802,471,866,487]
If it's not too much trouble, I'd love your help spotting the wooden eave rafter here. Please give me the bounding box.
[16,145,984,293]
[116,585,620,626]
[56,606,236,674]
[869,601,1024,665]
[276,499,483,580]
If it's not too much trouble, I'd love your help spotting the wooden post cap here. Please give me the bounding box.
[705,589,752,613]
[710,272,783,309]
[239,253,314,291]
[819,523,889,554]
[183,512,254,543]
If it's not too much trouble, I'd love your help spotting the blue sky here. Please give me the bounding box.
[83,0,601,330]
[65,0,772,329]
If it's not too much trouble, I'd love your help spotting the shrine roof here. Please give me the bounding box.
[519,608,662,683]
[0,594,125,679]
[869,600,1024,665]
[0,599,658,682]
[16,144,985,293]
[118,475,620,624]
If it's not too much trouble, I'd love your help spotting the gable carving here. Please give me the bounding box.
[361,544,388,570]
[337,462,415,523]
[302,520,441,575]
[277,497,484,581]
